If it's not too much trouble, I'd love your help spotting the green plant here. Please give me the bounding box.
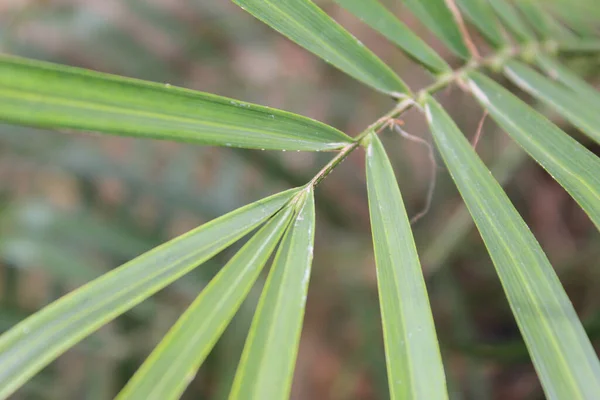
[0,0,599,398]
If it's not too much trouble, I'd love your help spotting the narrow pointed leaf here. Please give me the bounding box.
[332,0,451,74]
[425,95,600,399]
[0,189,299,399]
[486,0,534,42]
[401,0,471,59]
[229,188,315,400]
[514,0,552,38]
[0,55,352,151]
[468,72,600,230]
[365,135,447,399]
[514,0,575,41]
[117,207,295,400]
[536,55,600,111]
[504,60,600,145]
[232,0,410,96]
[556,15,597,38]
[455,0,506,46]
[545,0,600,37]
[423,142,526,271]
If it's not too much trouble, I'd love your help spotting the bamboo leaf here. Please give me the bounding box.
[503,60,600,145]
[455,0,506,47]
[468,72,600,230]
[536,55,600,111]
[0,189,299,399]
[229,187,315,400]
[401,0,470,59]
[424,95,600,399]
[0,55,352,151]
[514,0,575,41]
[423,142,527,271]
[116,207,295,400]
[514,0,552,38]
[365,135,447,400]
[545,0,600,37]
[232,0,410,96]
[486,0,534,42]
[332,0,451,74]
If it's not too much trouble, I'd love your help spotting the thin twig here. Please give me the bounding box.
[392,123,438,225]
[308,39,564,188]
[472,110,488,150]
[307,101,417,188]
[308,142,358,188]
[444,0,481,59]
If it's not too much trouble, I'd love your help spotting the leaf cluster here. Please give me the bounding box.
[0,0,599,398]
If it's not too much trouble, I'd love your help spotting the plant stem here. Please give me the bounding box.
[306,38,578,188]
[307,98,415,187]
[444,0,481,59]
[308,143,358,187]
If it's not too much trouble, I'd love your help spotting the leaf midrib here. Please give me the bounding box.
[431,112,581,396]
[144,224,288,399]
[252,217,303,399]
[0,88,345,145]
[484,92,600,207]
[368,143,418,398]
[0,236,234,376]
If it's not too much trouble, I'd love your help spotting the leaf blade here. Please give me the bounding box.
[513,0,553,38]
[425,95,600,399]
[365,135,447,400]
[233,0,410,96]
[455,0,507,47]
[332,0,451,74]
[513,0,574,41]
[401,0,470,59]
[503,60,600,145]
[544,0,600,37]
[536,55,600,111]
[423,142,527,271]
[486,0,535,42]
[0,55,352,151]
[0,189,299,399]
[116,207,295,400]
[468,72,600,230]
[229,187,315,400]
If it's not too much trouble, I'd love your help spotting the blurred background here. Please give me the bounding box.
[0,0,599,399]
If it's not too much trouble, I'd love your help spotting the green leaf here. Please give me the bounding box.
[401,0,470,59]
[116,207,294,400]
[503,60,600,145]
[514,0,552,38]
[423,142,527,271]
[558,40,600,53]
[0,189,299,399]
[424,95,600,399]
[332,0,451,74]
[455,0,506,47]
[486,0,534,42]
[229,187,315,400]
[365,135,447,400]
[232,0,410,96]
[544,0,600,37]
[0,55,352,151]
[514,0,575,41]
[536,55,600,111]
[468,72,600,230]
